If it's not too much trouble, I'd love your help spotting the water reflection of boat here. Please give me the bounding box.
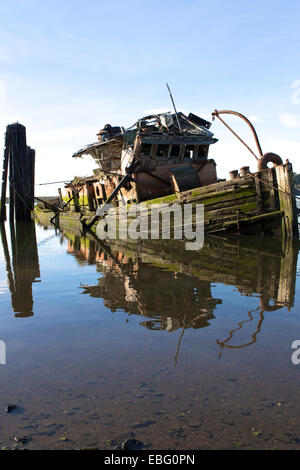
[61,226,298,337]
[2,216,298,361]
[64,230,220,331]
[216,306,265,358]
[0,221,40,317]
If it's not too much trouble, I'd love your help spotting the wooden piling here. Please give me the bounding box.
[0,124,35,223]
[9,142,15,224]
[0,136,9,222]
[275,164,299,239]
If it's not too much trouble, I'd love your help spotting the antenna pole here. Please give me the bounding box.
[166,83,182,132]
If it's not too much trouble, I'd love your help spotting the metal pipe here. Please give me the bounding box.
[212,109,263,161]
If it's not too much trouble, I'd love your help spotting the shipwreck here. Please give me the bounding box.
[36,108,299,240]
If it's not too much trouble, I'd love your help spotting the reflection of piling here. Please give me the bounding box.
[12,222,40,317]
[0,223,14,293]
[0,124,35,222]
[0,221,40,317]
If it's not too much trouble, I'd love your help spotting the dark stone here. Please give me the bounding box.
[5,405,17,413]
[13,437,30,445]
[122,439,144,450]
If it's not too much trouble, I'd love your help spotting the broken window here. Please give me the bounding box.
[183,145,195,159]
[156,144,169,158]
[170,144,181,158]
[197,145,208,158]
[141,143,152,156]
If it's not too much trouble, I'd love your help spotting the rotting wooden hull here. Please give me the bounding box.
[35,163,299,239]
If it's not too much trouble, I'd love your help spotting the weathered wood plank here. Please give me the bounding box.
[275,164,298,239]
[0,139,9,221]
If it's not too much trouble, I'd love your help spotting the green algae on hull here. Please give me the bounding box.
[34,164,298,239]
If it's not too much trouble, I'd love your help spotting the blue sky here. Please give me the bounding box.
[1,0,300,195]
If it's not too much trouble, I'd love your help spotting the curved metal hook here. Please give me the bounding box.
[212,109,264,161]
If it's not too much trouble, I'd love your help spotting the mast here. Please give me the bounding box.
[166,83,182,133]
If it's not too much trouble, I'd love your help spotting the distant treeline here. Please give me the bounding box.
[293,173,300,194]
[293,173,300,185]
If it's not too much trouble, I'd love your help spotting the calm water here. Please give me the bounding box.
[0,218,300,450]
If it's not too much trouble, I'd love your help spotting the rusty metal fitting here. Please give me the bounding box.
[257,153,283,171]
[229,170,239,179]
[240,166,250,177]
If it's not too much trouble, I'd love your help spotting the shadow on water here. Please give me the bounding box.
[0,221,40,317]
[52,223,299,365]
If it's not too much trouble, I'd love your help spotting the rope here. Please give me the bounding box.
[246,172,300,200]
[36,180,72,186]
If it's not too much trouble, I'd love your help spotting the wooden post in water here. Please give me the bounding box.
[275,163,299,239]
[0,133,9,222]
[9,148,15,223]
[27,147,35,214]
[0,124,35,222]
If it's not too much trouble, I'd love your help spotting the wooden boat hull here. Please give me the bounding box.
[35,164,299,240]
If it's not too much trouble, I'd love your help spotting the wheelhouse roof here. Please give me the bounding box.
[72,111,217,159]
